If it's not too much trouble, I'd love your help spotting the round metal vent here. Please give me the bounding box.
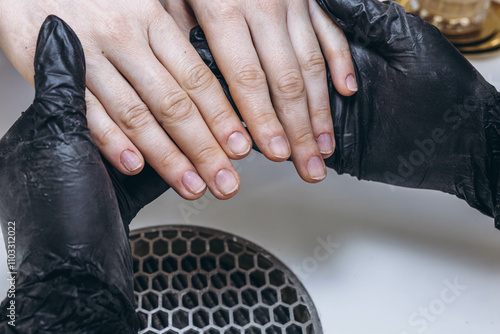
[129,225,322,334]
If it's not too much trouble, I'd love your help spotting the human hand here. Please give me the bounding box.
[0,0,250,201]
[192,0,500,227]
[165,0,357,182]
[0,16,138,332]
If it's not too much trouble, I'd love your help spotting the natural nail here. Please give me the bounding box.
[182,170,206,194]
[307,156,326,181]
[228,132,251,156]
[317,133,334,155]
[270,136,290,159]
[346,74,358,92]
[215,169,239,195]
[121,150,143,172]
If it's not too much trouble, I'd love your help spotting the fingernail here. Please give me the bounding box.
[346,74,358,92]
[270,136,290,159]
[215,169,239,195]
[228,132,251,156]
[182,170,206,194]
[121,150,143,172]
[317,133,334,155]
[307,156,326,181]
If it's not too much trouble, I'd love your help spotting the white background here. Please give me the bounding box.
[1,42,499,333]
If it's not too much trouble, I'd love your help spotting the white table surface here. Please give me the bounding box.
[1,42,500,333]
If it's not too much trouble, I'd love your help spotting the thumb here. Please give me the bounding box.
[33,15,87,138]
[315,0,419,52]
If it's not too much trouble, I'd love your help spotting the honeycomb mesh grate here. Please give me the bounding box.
[130,225,322,334]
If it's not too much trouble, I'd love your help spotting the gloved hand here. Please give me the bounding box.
[191,0,500,229]
[0,16,167,333]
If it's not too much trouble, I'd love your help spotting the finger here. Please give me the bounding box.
[33,15,87,139]
[309,0,357,97]
[163,0,198,38]
[315,0,407,49]
[148,12,252,160]
[85,89,144,175]
[191,6,292,162]
[246,5,327,182]
[288,1,335,158]
[86,55,209,200]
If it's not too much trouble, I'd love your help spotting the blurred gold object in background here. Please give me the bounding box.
[397,0,500,53]
[410,0,490,35]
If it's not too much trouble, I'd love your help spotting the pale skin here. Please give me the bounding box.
[0,0,356,200]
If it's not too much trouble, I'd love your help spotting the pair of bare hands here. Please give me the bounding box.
[0,0,356,200]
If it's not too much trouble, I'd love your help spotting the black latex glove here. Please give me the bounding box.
[191,0,500,229]
[0,16,167,333]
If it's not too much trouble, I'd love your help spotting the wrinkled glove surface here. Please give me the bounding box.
[191,0,500,229]
[0,16,169,333]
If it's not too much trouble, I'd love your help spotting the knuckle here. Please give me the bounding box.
[91,125,117,147]
[218,5,243,22]
[195,144,221,163]
[250,110,276,129]
[328,47,352,61]
[276,70,305,99]
[292,128,315,147]
[85,95,98,111]
[201,2,242,23]
[254,0,282,17]
[208,108,233,129]
[158,149,178,170]
[101,15,131,45]
[301,51,326,75]
[158,91,193,124]
[120,103,151,131]
[183,63,215,92]
[310,104,332,119]
[233,63,267,90]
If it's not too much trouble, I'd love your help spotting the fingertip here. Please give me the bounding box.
[85,91,147,175]
[182,170,207,195]
[33,15,87,137]
[306,156,327,182]
[35,15,86,99]
[214,168,240,198]
[268,135,292,161]
[346,73,358,93]
[320,134,335,160]
[177,187,207,201]
[120,149,145,175]
[226,131,252,159]
[316,132,334,156]
[331,70,358,97]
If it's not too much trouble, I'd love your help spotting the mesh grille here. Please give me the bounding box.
[130,225,322,334]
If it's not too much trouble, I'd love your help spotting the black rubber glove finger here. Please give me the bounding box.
[0,16,137,333]
[33,14,87,138]
[315,0,430,54]
[0,14,87,155]
[105,159,170,229]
